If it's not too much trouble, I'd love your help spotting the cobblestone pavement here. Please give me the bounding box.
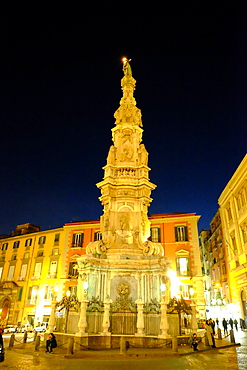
[1,330,247,369]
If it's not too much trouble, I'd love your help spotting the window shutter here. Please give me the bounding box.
[158,228,161,242]
[176,258,180,273]
[184,226,188,241]
[175,227,178,242]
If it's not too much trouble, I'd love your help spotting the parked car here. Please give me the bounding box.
[17,324,33,333]
[33,322,48,332]
[4,325,18,333]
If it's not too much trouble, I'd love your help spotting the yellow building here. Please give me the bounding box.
[0,223,65,326]
[218,154,247,321]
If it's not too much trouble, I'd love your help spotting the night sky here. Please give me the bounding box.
[1,3,246,235]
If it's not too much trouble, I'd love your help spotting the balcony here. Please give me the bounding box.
[47,273,57,279]
[31,275,41,280]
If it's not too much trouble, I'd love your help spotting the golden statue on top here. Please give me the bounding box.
[122,57,132,76]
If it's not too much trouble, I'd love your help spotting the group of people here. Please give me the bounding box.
[221,318,239,334]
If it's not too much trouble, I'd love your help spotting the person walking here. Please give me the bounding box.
[46,333,57,353]
[229,318,234,330]
[222,318,228,334]
[209,318,216,334]
[216,318,219,327]
[205,320,216,348]
[234,319,238,331]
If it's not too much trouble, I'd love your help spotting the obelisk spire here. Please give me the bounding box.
[86,59,163,257]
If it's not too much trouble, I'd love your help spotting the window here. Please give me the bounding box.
[11,254,17,260]
[94,231,102,241]
[48,261,57,278]
[150,227,161,242]
[19,264,27,280]
[25,239,32,247]
[44,286,53,301]
[0,267,3,280]
[7,265,15,280]
[33,262,42,279]
[68,262,78,278]
[226,203,232,222]
[175,226,188,242]
[176,257,189,276]
[2,243,8,251]
[241,226,247,245]
[23,252,30,259]
[69,286,77,296]
[13,241,20,249]
[72,233,84,247]
[52,248,59,256]
[18,287,23,301]
[230,232,238,254]
[38,236,46,245]
[54,234,60,243]
[37,250,44,257]
[28,286,38,304]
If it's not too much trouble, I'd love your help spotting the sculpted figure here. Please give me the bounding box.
[122,57,132,76]
[107,145,116,165]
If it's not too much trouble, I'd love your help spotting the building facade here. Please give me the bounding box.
[218,154,247,321]
[199,210,230,320]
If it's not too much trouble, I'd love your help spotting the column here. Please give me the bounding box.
[159,300,170,337]
[190,302,198,332]
[135,298,145,336]
[102,296,112,335]
[76,286,88,336]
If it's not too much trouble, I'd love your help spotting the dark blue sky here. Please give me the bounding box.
[1,3,246,235]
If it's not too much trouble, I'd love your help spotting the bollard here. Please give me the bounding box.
[34,335,40,351]
[8,334,15,348]
[172,336,178,353]
[217,327,222,340]
[119,336,126,354]
[23,331,28,343]
[67,337,74,355]
[230,329,235,343]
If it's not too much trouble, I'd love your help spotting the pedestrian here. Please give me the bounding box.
[222,318,228,334]
[234,319,238,331]
[205,320,216,348]
[229,318,234,330]
[188,333,199,351]
[209,318,215,334]
[216,318,219,327]
[46,333,57,353]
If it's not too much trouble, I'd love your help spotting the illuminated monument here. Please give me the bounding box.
[76,59,172,343]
